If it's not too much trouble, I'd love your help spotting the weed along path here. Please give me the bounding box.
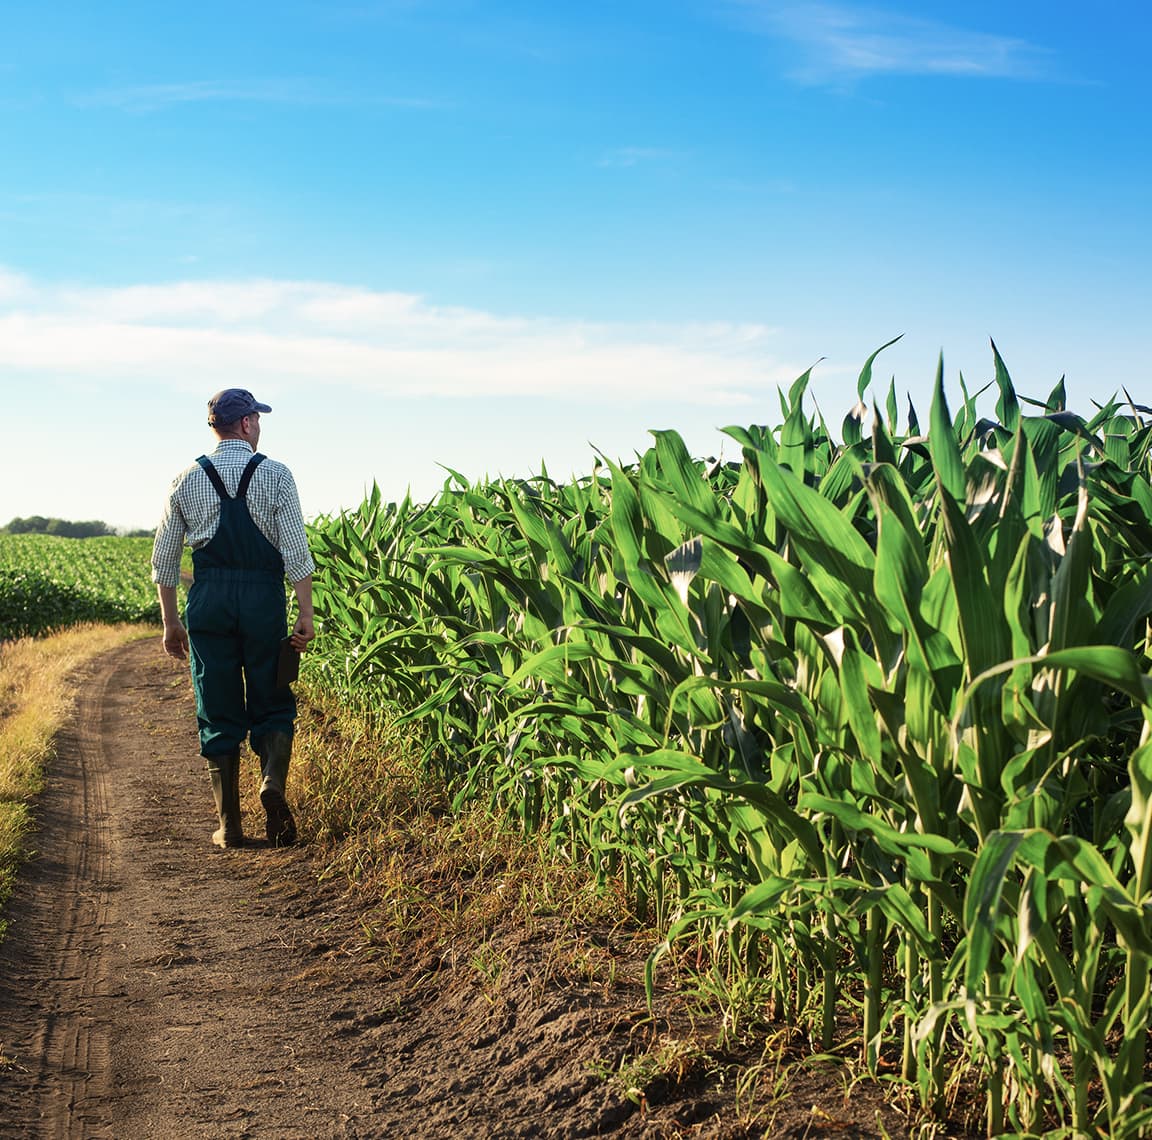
[0,637,936,1139]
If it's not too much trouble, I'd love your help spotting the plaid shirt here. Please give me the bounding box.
[151,439,316,587]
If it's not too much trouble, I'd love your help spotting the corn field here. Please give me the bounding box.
[307,344,1152,1137]
[0,535,165,638]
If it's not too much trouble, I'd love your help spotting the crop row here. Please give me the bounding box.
[305,344,1152,1137]
[0,535,164,639]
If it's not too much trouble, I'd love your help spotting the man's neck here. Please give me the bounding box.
[214,434,255,451]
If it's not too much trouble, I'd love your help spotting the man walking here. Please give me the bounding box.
[152,389,315,848]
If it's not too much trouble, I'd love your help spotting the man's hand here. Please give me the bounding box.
[290,575,316,653]
[157,584,188,660]
[163,620,190,660]
[289,615,314,652]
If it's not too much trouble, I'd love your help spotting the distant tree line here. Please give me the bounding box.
[1,517,152,539]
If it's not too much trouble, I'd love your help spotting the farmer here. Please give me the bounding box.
[151,389,316,848]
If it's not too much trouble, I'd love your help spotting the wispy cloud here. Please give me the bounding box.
[0,268,33,303]
[598,146,682,169]
[737,2,1055,85]
[75,79,442,113]
[0,271,792,404]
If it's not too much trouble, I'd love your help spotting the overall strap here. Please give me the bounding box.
[236,454,267,500]
[195,456,231,501]
[195,453,266,502]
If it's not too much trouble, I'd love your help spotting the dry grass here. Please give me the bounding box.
[0,623,151,923]
[284,685,640,980]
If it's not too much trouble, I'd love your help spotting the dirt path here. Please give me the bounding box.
[0,638,934,1139]
[0,639,383,1137]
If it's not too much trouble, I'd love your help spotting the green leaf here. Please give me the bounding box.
[728,876,794,925]
[929,354,966,505]
[862,882,936,954]
[858,335,903,400]
[619,761,825,867]
[991,339,1020,432]
[506,641,602,686]
[652,429,714,516]
[964,829,1047,993]
[1125,736,1152,901]
[797,793,963,857]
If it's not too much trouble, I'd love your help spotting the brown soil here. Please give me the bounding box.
[0,638,977,1138]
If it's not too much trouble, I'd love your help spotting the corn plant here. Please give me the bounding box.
[307,343,1152,1137]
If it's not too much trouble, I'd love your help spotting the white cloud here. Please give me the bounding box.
[0,268,34,302]
[598,147,682,169]
[0,270,792,403]
[74,80,442,113]
[738,2,1054,85]
[55,279,299,323]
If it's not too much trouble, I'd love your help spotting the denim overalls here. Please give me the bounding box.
[185,453,295,757]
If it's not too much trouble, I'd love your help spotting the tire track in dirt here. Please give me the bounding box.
[0,652,116,1136]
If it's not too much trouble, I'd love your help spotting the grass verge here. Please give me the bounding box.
[285,681,637,968]
[0,623,151,937]
[279,686,828,1134]
[282,681,981,1137]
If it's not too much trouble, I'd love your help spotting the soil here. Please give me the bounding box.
[0,638,977,1139]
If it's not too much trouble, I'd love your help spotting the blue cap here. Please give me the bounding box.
[208,388,272,426]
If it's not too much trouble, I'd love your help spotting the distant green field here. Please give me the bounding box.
[0,534,175,639]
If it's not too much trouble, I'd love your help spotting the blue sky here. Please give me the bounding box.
[2,1,1149,529]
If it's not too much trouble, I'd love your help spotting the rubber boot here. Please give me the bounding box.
[258,731,297,847]
[207,750,244,848]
